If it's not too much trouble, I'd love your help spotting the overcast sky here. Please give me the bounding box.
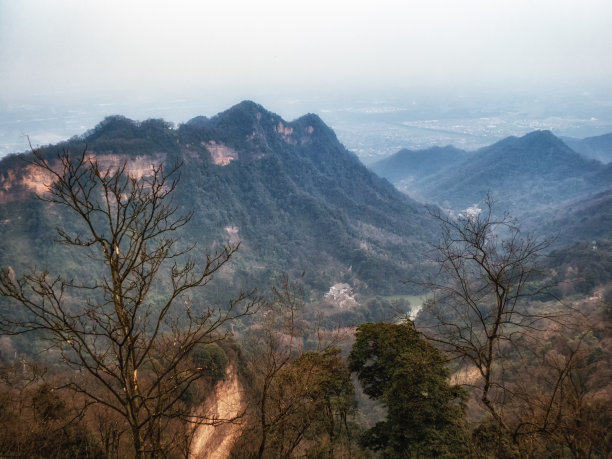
[1,0,611,107]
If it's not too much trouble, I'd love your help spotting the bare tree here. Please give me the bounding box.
[236,277,355,458]
[0,361,102,458]
[0,148,259,457]
[416,195,568,434]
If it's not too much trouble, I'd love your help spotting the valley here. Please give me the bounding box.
[0,101,610,457]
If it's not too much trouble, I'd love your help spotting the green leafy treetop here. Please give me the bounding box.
[349,322,469,458]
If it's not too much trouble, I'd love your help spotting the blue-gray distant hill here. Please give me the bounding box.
[370,145,470,190]
[0,101,436,297]
[376,131,607,216]
[546,188,612,244]
[564,132,612,163]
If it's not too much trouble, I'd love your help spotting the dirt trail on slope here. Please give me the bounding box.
[190,365,246,458]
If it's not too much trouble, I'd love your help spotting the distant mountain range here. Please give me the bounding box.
[0,101,437,298]
[371,130,611,242]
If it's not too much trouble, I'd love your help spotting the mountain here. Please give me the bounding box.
[564,132,612,163]
[543,188,612,294]
[369,146,469,193]
[0,101,437,298]
[545,188,612,244]
[381,130,605,215]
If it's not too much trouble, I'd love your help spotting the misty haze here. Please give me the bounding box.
[0,1,611,458]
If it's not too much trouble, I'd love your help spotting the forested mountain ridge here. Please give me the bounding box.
[370,145,470,187]
[373,130,609,217]
[0,101,436,297]
[545,188,612,244]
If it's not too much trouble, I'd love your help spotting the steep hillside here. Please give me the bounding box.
[0,101,436,297]
[369,145,469,194]
[545,188,612,244]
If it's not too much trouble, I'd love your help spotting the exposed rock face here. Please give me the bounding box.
[190,365,245,458]
[0,152,167,203]
[203,141,238,166]
[0,164,55,203]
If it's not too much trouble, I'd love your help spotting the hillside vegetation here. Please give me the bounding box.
[0,102,610,458]
[0,101,437,298]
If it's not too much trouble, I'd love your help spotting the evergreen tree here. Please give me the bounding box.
[349,322,468,457]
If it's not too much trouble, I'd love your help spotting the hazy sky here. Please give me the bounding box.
[2,0,612,106]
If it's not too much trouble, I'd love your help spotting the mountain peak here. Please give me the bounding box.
[523,129,555,138]
[233,99,266,111]
[480,129,575,159]
[184,101,278,130]
[181,102,342,156]
[224,100,270,118]
[218,100,279,122]
[519,129,563,145]
[293,112,338,142]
